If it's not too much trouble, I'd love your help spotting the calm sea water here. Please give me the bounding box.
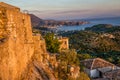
[57,18,120,31]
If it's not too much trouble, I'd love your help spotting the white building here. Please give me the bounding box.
[82,58,120,79]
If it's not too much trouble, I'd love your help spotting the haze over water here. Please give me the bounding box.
[57,17,120,31]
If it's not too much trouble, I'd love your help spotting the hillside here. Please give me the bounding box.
[30,14,45,27]
[85,24,120,32]
[60,24,120,64]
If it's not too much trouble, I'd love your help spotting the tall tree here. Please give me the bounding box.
[44,33,60,53]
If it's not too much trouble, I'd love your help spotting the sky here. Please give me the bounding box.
[0,0,120,20]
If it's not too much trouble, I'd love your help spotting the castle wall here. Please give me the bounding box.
[0,2,58,80]
[33,34,47,62]
[0,3,35,80]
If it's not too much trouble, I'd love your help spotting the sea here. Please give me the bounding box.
[57,17,120,31]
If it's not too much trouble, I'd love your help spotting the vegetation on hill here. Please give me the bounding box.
[85,24,120,32]
[55,49,90,80]
[33,24,120,79]
[59,24,120,64]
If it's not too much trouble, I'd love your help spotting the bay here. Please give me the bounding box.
[57,17,120,31]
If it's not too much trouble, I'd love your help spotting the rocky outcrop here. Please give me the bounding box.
[0,2,56,80]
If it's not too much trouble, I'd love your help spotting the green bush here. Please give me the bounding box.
[44,33,60,53]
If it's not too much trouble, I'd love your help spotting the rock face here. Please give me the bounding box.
[0,2,56,80]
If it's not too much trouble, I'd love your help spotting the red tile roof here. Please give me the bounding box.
[104,69,120,78]
[82,58,115,69]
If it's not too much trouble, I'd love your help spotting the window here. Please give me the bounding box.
[64,41,67,44]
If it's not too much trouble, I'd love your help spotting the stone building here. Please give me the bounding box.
[58,36,69,51]
[0,2,56,80]
[82,58,120,80]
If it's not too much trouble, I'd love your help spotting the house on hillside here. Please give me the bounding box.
[81,58,120,80]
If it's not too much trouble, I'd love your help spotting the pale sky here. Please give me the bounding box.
[0,0,120,20]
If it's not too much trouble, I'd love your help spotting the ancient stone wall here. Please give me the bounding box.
[33,34,47,62]
[0,5,8,39]
[0,2,35,80]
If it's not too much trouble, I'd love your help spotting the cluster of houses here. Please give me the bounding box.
[82,58,120,80]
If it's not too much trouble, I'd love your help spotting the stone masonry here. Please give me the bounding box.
[0,2,52,80]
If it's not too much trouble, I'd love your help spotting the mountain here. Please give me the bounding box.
[30,14,89,28]
[30,14,45,27]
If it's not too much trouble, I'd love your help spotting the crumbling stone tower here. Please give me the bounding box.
[58,37,69,50]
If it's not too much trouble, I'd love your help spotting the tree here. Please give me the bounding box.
[58,49,79,65]
[44,33,60,53]
[77,53,91,61]
[57,49,80,80]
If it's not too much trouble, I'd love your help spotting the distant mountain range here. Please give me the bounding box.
[30,14,89,28]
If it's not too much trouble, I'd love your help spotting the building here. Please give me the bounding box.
[81,58,120,80]
[58,36,69,51]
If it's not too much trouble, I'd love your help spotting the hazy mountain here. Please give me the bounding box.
[30,14,45,27]
[30,14,89,28]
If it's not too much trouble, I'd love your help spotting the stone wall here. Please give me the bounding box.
[0,2,52,80]
[33,34,47,62]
